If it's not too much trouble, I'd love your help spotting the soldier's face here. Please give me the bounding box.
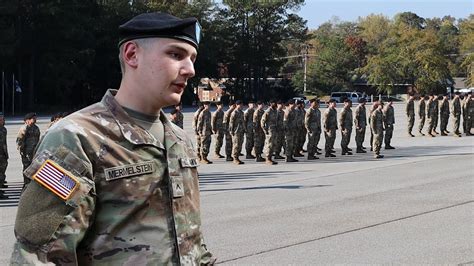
[132,38,197,109]
[0,117,4,126]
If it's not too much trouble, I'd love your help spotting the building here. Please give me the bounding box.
[195,78,227,102]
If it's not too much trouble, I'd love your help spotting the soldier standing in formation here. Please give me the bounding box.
[305,98,321,160]
[172,103,184,129]
[383,100,395,149]
[339,99,353,155]
[192,103,204,158]
[224,101,236,161]
[284,100,298,162]
[462,92,473,135]
[406,94,415,137]
[323,99,338,157]
[368,101,377,151]
[229,100,245,164]
[370,101,385,159]
[418,95,426,136]
[432,95,440,134]
[451,92,462,137]
[261,99,278,165]
[354,98,367,153]
[16,112,40,188]
[0,114,8,199]
[212,102,225,158]
[253,101,266,162]
[274,100,286,159]
[197,101,213,164]
[295,101,306,157]
[244,101,256,159]
[426,94,437,137]
[439,94,450,135]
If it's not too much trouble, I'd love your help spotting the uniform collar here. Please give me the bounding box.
[101,89,184,149]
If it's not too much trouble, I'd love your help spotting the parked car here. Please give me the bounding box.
[330,91,365,103]
[292,96,310,105]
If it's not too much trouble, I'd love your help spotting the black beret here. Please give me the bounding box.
[235,100,242,105]
[119,12,201,48]
[24,112,36,120]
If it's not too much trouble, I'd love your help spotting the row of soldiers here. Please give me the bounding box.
[187,97,395,166]
[406,92,473,137]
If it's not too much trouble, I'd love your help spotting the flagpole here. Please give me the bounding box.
[12,73,14,116]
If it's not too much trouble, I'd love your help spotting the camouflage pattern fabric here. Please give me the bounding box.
[229,109,245,159]
[11,89,214,265]
[223,107,235,158]
[354,104,366,149]
[253,109,265,157]
[370,108,384,155]
[439,98,450,133]
[296,108,306,153]
[433,99,439,131]
[212,108,225,155]
[275,108,285,155]
[368,105,376,149]
[406,98,415,134]
[451,97,462,134]
[172,111,184,129]
[466,96,474,134]
[418,99,426,133]
[383,105,395,146]
[339,106,353,152]
[193,108,203,156]
[244,108,255,155]
[197,109,212,158]
[305,107,321,156]
[261,107,278,158]
[284,108,297,157]
[426,98,437,134]
[323,108,337,153]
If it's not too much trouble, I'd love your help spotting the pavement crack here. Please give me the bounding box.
[218,200,474,264]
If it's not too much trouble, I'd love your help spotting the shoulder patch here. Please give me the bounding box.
[33,159,79,200]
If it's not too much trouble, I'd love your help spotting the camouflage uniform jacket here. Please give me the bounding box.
[419,100,426,118]
[426,99,436,119]
[283,108,297,131]
[339,106,353,131]
[211,109,224,133]
[296,108,305,129]
[0,126,8,159]
[223,107,235,131]
[175,111,184,129]
[193,109,203,134]
[11,90,213,265]
[440,99,450,115]
[253,109,265,134]
[354,105,367,128]
[276,109,285,130]
[197,109,212,136]
[323,108,338,131]
[451,97,461,116]
[229,109,245,134]
[16,124,40,156]
[383,105,395,126]
[261,107,278,134]
[406,99,415,116]
[370,108,384,134]
[243,108,255,133]
[305,107,321,133]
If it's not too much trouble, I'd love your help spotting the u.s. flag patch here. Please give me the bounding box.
[33,159,79,200]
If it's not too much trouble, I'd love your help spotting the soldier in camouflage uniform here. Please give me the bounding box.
[294,101,306,157]
[383,100,395,149]
[370,101,385,159]
[418,95,427,136]
[261,100,278,165]
[354,98,367,153]
[406,94,415,137]
[17,112,41,188]
[368,100,378,151]
[284,100,298,162]
[197,102,213,164]
[253,101,266,162]
[11,12,214,265]
[243,101,256,159]
[462,92,472,135]
[193,103,204,159]
[229,101,245,164]
[451,92,462,137]
[274,100,286,159]
[0,114,8,199]
[171,103,184,129]
[211,102,225,158]
[426,94,437,137]
[323,99,338,157]
[223,101,236,161]
[439,94,450,135]
[432,95,440,134]
[339,99,353,155]
[305,98,321,160]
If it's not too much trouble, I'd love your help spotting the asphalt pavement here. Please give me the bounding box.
[0,102,472,264]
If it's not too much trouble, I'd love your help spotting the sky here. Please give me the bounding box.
[296,0,473,29]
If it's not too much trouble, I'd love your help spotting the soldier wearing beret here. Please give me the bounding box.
[305,98,321,160]
[229,100,245,164]
[323,99,338,157]
[197,101,213,164]
[212,102,225,158]
[439,94,450,135]
[354,97,367,153]
[406,94,415,137]
[418,95,427,136]
[451,92,462,137]
[383,100,395,149]
[223,100,236,161]
[16,112,40,189]
[11,12,214,265]
[339,99,353,155]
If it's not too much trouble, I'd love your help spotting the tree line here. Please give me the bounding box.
[0,1,472,114]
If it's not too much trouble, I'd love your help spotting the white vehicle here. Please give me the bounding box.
[330,91,365,103]
[292,96,310,105]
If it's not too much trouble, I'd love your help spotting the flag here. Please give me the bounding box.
[33,159,79,200]
[14,80,22,93]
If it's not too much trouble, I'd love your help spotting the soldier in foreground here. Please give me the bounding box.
[16,112,40,189]
[212,102,225,158]
[354,98,367,153]
[11,12,214,265]
[370,101,385,159]
[323,99,338,157]
[383,100,395,149]
[339,99,353,155]
[406,94,415,137]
